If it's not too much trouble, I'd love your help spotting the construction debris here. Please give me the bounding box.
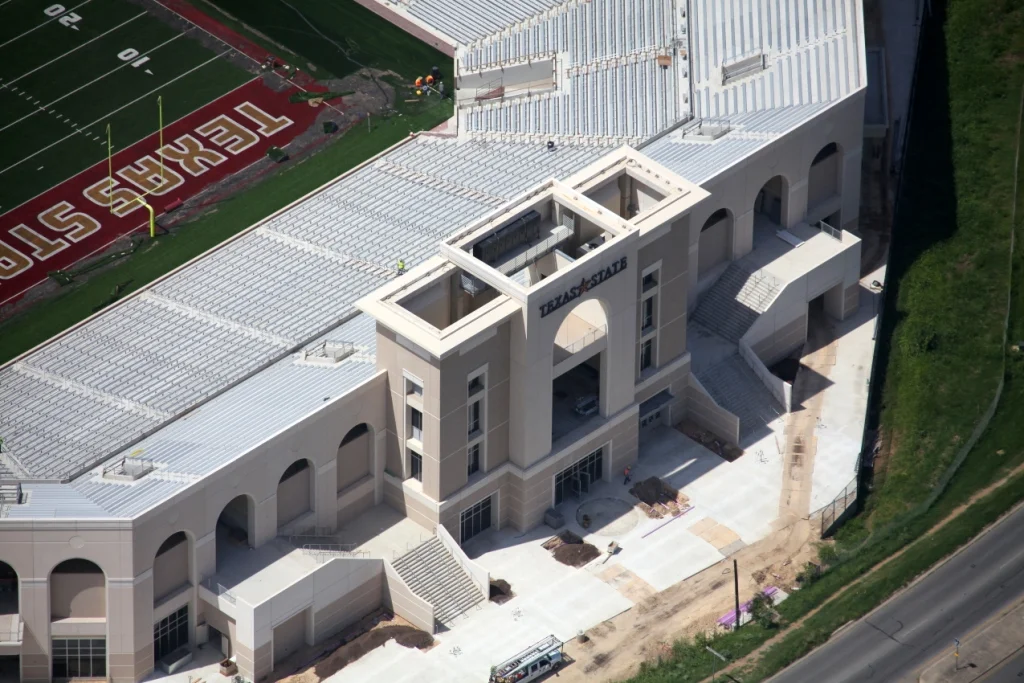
[676,421,743,461]
[629,477,689,519]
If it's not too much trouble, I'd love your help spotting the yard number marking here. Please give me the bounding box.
[44,4,82,31]
[117,48,152,73]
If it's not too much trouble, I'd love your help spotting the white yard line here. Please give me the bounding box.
[0,32,187,134]
[0,74,257,214]
[5,11,148,85]
[0,51,230,176]
[0,0,94,50]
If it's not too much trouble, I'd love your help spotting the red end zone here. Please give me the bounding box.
[0,78,326,307]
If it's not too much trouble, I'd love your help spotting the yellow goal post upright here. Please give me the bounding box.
[107,95,165,238]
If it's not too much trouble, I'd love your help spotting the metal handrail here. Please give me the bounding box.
[200,578,236,605]
[556,325,607,355]
[817,220,842,241]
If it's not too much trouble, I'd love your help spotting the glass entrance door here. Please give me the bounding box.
[460,495,492,543]
[554,447,603,506]
[154,605,188,662]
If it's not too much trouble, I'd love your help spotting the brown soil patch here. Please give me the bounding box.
[676,421,743,461]
[274,611,433,683]
[628,477,690,519]
[544,530,602,567]
[490,578,515,604]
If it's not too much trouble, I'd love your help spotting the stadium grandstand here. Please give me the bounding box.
[0,0,867,681]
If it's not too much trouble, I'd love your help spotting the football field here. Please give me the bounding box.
[0,0,253,212]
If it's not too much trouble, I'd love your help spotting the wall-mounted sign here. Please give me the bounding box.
[539,256,628,318]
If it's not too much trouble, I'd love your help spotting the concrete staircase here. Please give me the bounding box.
[695,353,783,440]
[692,263,781,342]
[392,537,485,625]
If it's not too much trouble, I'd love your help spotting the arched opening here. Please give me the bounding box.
[698,208,733,276]
[0,560,17,679]
[808,142,842,217]
[337,424,372,493]
[216,494,254,571]
[277,459,313,530]
[152,531,193,665]
[153,532,191,603]
[0,560,16,614]
[50,559,105,620]
[50,559,107,680]
[552,299,609,444]
[753,175,789,226]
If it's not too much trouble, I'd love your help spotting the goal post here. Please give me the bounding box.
[106,96,165,237]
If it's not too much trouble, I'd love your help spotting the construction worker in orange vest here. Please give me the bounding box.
[415,76,424,88]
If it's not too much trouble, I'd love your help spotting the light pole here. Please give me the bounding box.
[953,638,960,671]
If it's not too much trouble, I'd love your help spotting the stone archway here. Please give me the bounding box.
[49,559,108,680]
[808,142,843,221]
[698,208,732,276]
[753,175,790,226]
[277,459,313,530]
[551,298,610,443]
[337,424,373,493]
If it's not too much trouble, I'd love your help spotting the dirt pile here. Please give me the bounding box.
[629,477,689,519]
[490,578,515,604]
[543,530,601,567]
[276,612,433,683]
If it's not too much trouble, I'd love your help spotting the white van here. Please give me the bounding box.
[489,635,564,683]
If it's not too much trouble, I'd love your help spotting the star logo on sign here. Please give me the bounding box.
[579,277,589,293]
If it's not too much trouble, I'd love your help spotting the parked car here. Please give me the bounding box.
[574,395,599,417]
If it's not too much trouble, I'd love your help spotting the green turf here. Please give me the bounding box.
[0,0,144,76]
[0,0,251,209]
[0,96,453,362]
[201,0,452,81]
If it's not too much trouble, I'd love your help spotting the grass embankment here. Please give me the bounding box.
[0,98,452,363]
[624,0,1024,680]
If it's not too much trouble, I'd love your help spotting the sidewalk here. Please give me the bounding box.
[920,601,1024,682]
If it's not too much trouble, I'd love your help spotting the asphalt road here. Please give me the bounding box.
[768,503,1024,683]
[977,648,1024,682]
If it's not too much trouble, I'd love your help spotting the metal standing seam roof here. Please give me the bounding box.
[689,0,862,118]
[0,138,602,510]
[0,0,865,520]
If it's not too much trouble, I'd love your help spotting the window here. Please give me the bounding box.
[410,451,423,482]
[468,443,480,476]
[641,297,654,332]
[154,605,189,662]
[468,401,481,436]
[640,339,653,371]
[410,408,423,442]
[468,374,484,396]
[52,638,106,679]
[407,380,423,397]
[460,495,492,542]
[642,271,658,292]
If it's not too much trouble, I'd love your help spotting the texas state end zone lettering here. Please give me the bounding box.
[539,256,627,318]
[0,79,322,307]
